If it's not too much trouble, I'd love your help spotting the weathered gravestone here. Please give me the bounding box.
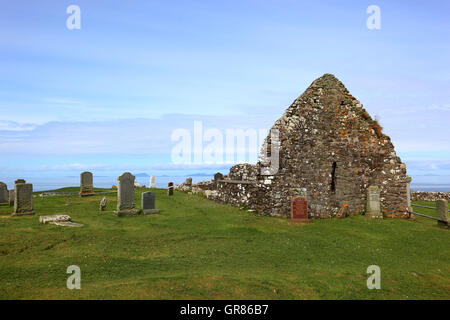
[141,192,160,214]
[406,176,412,208]
[79,171,94,196]
[150,176,156,188]
[116,172,138,216]
[13,182,34,216]
[99,197,107,211]
[290,196,310,222]
[214,173,223,190]
[168,182,174,196]
[0,182,8,204]
[366,186,382,218]
[436,199,449,228]
[9,190,14,207]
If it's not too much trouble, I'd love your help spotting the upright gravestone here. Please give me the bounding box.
[290,196,310,222]
[436,199,449,228]
[79,171,94,196]
[99,197,107,211]
[150,176,156,188]
[168,182,174,196]
[13,182,34,216]
[116,172,138,216]
[406,176,412,208]
[141,192,160,214]
[366,186,382,218]
[0,182,8,204]
[9,190,14,207]
[214,173,223,190]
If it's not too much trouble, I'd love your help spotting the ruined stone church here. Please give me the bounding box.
[187,74,410,218]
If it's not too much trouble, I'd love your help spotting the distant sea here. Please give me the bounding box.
[1,175,449,192]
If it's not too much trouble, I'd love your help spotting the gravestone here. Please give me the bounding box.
[214,173,223,190]
[116,172,138,216]
[15,179,25,184]
[290,196,310,222]
[13,182,34,216]
[141,192,160,214]
[0,182,8,204]
[99,197,107,211]
[9,190,14,206]
[79,171,94,196]
[436,199,449,228]
[406,176,412,208]
[168,182,174,196]
[150,176,156,188]
[366,186,382,218]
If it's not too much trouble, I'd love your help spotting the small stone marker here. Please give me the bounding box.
[150,176,156,188]
[79,171,94,196]
[290,196,310,222]
[214,173,223,190]
[168,182,174,196]
[141,192,160,214]
[99,196,107,211]
[116,172,138,216]
[13,182,34,216]
[366,186,382,218]
[0,182,8,204]
[436,199,449,228]
[8,190,14,207]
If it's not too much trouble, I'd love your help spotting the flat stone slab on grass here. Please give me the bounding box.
[50,221,84,227]
[39,214,71,224]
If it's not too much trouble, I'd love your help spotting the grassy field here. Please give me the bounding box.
[0,187,448,300]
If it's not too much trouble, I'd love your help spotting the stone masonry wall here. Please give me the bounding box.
[187,74,410,218]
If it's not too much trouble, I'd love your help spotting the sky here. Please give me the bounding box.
[0,0,449,187]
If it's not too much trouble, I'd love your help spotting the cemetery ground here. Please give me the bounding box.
[0,188,448,300]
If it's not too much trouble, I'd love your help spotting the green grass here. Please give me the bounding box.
[0,189,448,300]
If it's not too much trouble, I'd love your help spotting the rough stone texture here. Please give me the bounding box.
[150,176,156,188]
[15,179,25,184]
[116,172,137,216]
[13,183,34,216]
[190,74,410,218]
[412,191,450,202]
[8,190,14,207]
[175,178,194,192]
[99,196,107,211]
[141,191,160,214]
[39,214,71,224]
[79,171,94,196]
[0,182,8,203]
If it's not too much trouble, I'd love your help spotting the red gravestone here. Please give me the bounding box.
[290,196,310,222]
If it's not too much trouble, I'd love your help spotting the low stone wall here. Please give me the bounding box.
[412,191,450,202]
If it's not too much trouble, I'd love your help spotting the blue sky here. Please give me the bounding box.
[0,0,449,185]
